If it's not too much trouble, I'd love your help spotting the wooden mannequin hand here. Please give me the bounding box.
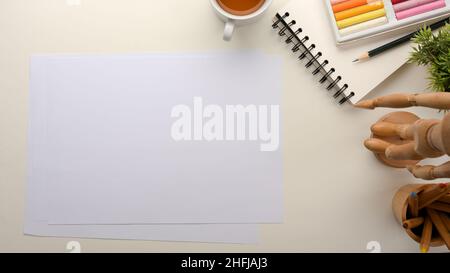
[407,161,450,180]
[363,122,419,159]
[356,92,450,179]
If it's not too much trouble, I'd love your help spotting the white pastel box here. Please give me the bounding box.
[324,0,450,44]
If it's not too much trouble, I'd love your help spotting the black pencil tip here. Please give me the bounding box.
[352,58,359,63]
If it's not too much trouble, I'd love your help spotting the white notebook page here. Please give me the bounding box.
[277,0,412,104]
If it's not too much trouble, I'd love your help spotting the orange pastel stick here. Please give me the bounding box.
[335,1,384,21]
[333,0,377,13]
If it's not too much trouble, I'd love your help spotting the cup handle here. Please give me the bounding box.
[223,19,235,41]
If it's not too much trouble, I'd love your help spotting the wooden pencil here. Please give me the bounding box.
[408,191,419,217]
[420,216,433,253]
[418,183,449,209]
[402,217,424,229]
[440,212,450,231]
[353,17,450,62]
[426,208,450,250]
[438,194,450,204]
[427,201,450,214]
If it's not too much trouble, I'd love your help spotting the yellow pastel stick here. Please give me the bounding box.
[336,8,386,29]
[335,1,384,21]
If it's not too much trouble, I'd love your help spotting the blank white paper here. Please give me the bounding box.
[25,175,258,244]
[26,56,259,243]
[28,53,283,225]
[24,221,259,244]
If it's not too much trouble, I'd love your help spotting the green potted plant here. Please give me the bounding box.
[409,24,450,93]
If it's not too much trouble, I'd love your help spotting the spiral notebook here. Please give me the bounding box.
[272,0,412,104]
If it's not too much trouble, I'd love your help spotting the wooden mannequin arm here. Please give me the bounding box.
[428,113,450,155]
[355,93,450,110]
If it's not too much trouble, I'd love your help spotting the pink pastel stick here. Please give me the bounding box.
[331,0,349,5]
[396,0,446,20]
[394,0,440,12]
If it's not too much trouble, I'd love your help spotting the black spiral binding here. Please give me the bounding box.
[272,12,355,105]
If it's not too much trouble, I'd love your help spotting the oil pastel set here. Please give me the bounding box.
[325,0,450,43]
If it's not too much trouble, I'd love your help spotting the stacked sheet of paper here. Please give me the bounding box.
[25,52,283,243]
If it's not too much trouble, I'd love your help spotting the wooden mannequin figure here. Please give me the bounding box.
[355,92,450,180]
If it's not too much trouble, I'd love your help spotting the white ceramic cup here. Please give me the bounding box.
[209,0,273,41]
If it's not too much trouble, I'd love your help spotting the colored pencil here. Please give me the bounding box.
[420,216,433,253]
[402,217,425,229]
[353,17,450,62]
[426,208,450,249]
[438,194,450,204]
[418,183,449,209]
[427,201,450,213]
[408,192,420,217]
[441,212,450,231]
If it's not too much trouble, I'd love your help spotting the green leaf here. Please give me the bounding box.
[409,23,450,93]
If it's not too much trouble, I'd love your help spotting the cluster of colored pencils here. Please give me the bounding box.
[402,183,450,253]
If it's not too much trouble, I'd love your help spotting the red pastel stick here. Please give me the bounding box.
[392,0,408,4]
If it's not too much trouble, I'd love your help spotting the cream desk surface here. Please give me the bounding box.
[0,0,447,252]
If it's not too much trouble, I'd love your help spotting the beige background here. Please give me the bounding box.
[0,0,448,252]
